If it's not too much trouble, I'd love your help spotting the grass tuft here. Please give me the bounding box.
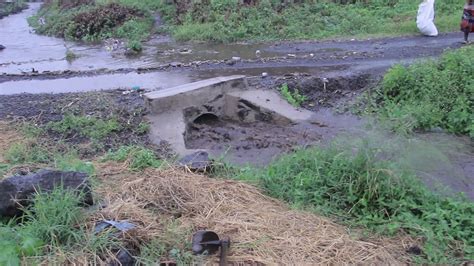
[104,146,162,170]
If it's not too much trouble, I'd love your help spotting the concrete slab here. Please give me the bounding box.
[226,89,313,124]
[144,75,247,114]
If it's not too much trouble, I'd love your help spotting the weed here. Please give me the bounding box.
[136,220,194,265]
[65,50,78,62]
[371,46,474,136]
[20,123,44,138]
[104,146,162,170]
[136,122,150,135]
[54,153,95,176]
[5,140,52,165]
[0,187,116,264]
[48,114,121,141]
[278,83,307,107]
[233,135,474,263]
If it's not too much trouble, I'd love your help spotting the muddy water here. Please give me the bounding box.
[0,3,286,75]
[0,71,195,94]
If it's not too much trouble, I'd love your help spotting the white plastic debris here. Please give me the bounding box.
[417,0,438,36]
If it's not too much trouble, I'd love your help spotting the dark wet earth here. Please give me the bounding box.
[0,3,472,200]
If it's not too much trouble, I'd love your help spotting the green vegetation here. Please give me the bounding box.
[29,0,464,44]
[157,0,463,42]
[0,0,26,19]
[65,50,79,61]
[0,187,116,265]
[279,83,307,107]
[367,46,474,136]
[233,136,474,263]
[104,146,162,170]
[5,140,52,165]
[28,0,154,51]
[137,221,194,265]
[48,114,121,141]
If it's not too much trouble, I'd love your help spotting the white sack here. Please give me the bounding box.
[417,0,438,36]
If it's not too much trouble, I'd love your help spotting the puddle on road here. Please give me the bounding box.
[0,71,194,95]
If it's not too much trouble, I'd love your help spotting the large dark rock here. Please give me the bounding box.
[0,45,5,50]
[178,151,213,172]
[0,170,93,218]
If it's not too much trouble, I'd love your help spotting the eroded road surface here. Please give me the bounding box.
[0,2,467,94]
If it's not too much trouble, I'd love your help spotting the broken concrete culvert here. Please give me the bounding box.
[144,75,363,165]
[0,170,93,218]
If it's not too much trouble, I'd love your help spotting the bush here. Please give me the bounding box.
[378,46,474,136]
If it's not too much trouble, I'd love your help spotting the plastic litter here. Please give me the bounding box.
[417,0,438,36]
[94,220,136,234]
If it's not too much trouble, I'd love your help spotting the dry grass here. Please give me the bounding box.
[0,121,23,162]
[95,162,412,265]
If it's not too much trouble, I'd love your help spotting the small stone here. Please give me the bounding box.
[169,62,183,67]
[406,245,422,255]
[261,72,268,78]
[231,56,241,62]
[309,53,314,57]
[287,54,296,58]
[179,151,213,172]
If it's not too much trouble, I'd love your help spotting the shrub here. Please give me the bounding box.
[378,46,474,136]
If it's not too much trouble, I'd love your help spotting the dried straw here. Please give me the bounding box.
[95,162,411,265]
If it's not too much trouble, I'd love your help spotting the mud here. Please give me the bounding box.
[185,108,364,166]
[185,116,320,164]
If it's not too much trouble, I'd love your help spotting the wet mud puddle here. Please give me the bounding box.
[185,110,364,166]
[185,115,320,165]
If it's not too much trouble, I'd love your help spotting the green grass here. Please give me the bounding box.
[0,187,116,265]
[232,135,474,263]
[158,0,464,42]
[104,145,162,170]
[366,45,474,136]
[278,83,307,107]
[28,0,154,51]
[136,220,194,265]
[47,114,121,141]
[5,140,52,165]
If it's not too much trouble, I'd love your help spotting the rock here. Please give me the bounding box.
[0,45,5,50]
[261,72,269,78]
[179,151,213,172]
[169,61,183,67]
[0,170,93,218]
[108,249,136,266]
[231,56,241,62]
